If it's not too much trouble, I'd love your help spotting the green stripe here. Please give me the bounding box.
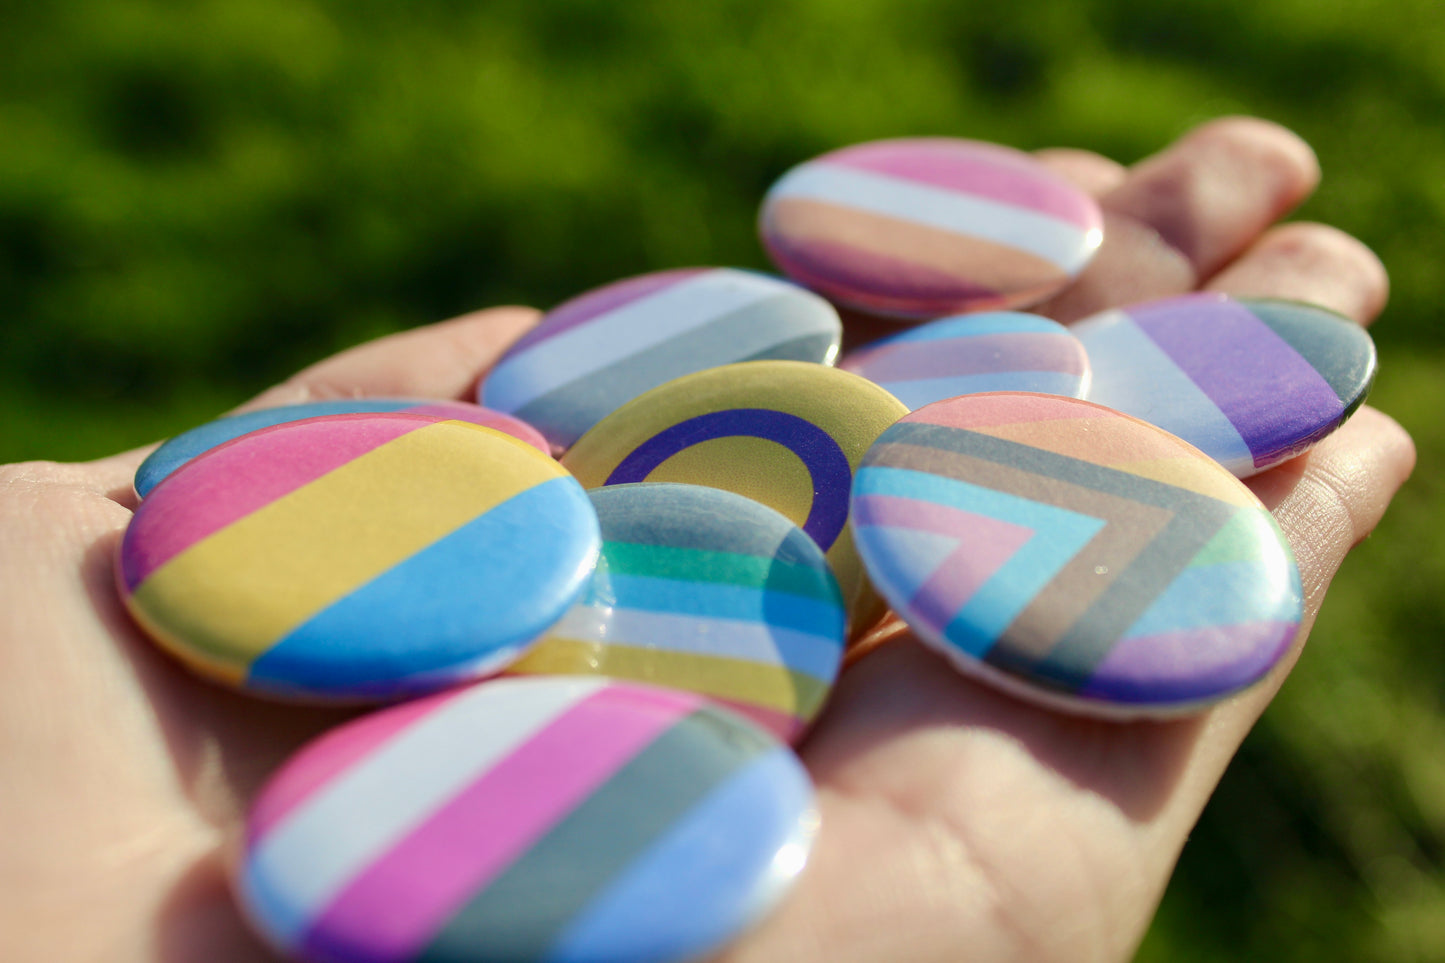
[601,540,841,603]
[1189,507,1272,567]
[415,708,772,963]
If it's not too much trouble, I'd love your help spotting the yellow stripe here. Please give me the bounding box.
[131,422,565,673]
[508,637,828,717]
[1118,456,1259,507]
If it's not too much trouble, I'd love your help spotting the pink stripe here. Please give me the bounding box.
[908,393,1107,431]
[854,494,1032,629]
[121,414,430,590]
[845,332,1086,381]
[503,268,709,354]
[248,688,467,845]
[303,686,704,960]
[1083,620,1298,698]
[824,140,1101,230]
[401,404,550,454]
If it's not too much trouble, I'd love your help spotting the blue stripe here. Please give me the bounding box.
[540,747,815,963]
[238,856,309,953]
[586,573,845,637]
[854,466,1100,535]
[246,478,599,698]
[942,518,1102,656]
[1124,559,1303,637]
[853,467,1103,656]
[881,370,1085,410]
[134,400,415,496]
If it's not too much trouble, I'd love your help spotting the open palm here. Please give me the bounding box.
[0,118,1415,963]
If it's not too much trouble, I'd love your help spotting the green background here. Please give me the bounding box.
[4,2,1442,958]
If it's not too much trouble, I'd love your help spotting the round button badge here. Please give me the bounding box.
[561,360,909,630]
[840,311,1090,409]
[1074,293,1377,477]
[851,393,1303,718]
[239,676,818,963]
[759,138,1103,318]
[482,267,842,450]
[119,413,599,701]
[507,483,847,743]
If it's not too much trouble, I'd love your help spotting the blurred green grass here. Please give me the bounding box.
[3,1,1442,958]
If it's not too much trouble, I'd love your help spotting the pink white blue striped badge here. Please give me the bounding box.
[238,677,817,963]
[840,311,1090,409]
[759,138,1103,318]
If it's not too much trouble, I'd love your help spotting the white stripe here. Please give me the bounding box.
[768,165,1095,273]
[243,677,607,948]
[483,269,783,412]
[549,605,843,680]
[1074,311,1254,474]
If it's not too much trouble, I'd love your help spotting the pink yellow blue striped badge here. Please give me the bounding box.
[238,677,818,963]
[759,138,1103,318]
[841,311,1090,409]
[852,393,1302,718]
[482,267,842,449]
[506,484,847,743]
[134,398,548,497]
[118,413,599,701]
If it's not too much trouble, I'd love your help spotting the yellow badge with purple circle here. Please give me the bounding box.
[119,413,599,701]
[561,360,908,629]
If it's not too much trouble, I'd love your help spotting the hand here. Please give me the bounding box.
[0,117,1415,962]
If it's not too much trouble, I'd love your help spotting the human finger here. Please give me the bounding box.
[1032,147,1128,197]
[1039,117,1320,322]
[73,307,543,505]
[1204,222,1390,324]
[241,306,541,412]
[1136,405,1416,849]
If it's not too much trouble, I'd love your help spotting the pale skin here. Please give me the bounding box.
[0,117,1417,962]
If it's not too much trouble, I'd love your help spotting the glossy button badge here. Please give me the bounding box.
[840,311,1090,409]
[481,267,843,450]
[119,413,599,701]
[759,138,1104,318]
[1074,294,1377,477]
[561,360,909,628]
[507,483,847,743]
[134,398,548,498]
[238,676,819,963]
[851,393,1303,718]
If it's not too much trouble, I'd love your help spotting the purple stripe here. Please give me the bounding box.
[823,140,1101,229]
[604,409,854,551]
[1130,296,1345,467]
[845,332,1086,382]
[767,238,1004,317]
[1079,620,1298,703]
[503,269,710,355]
